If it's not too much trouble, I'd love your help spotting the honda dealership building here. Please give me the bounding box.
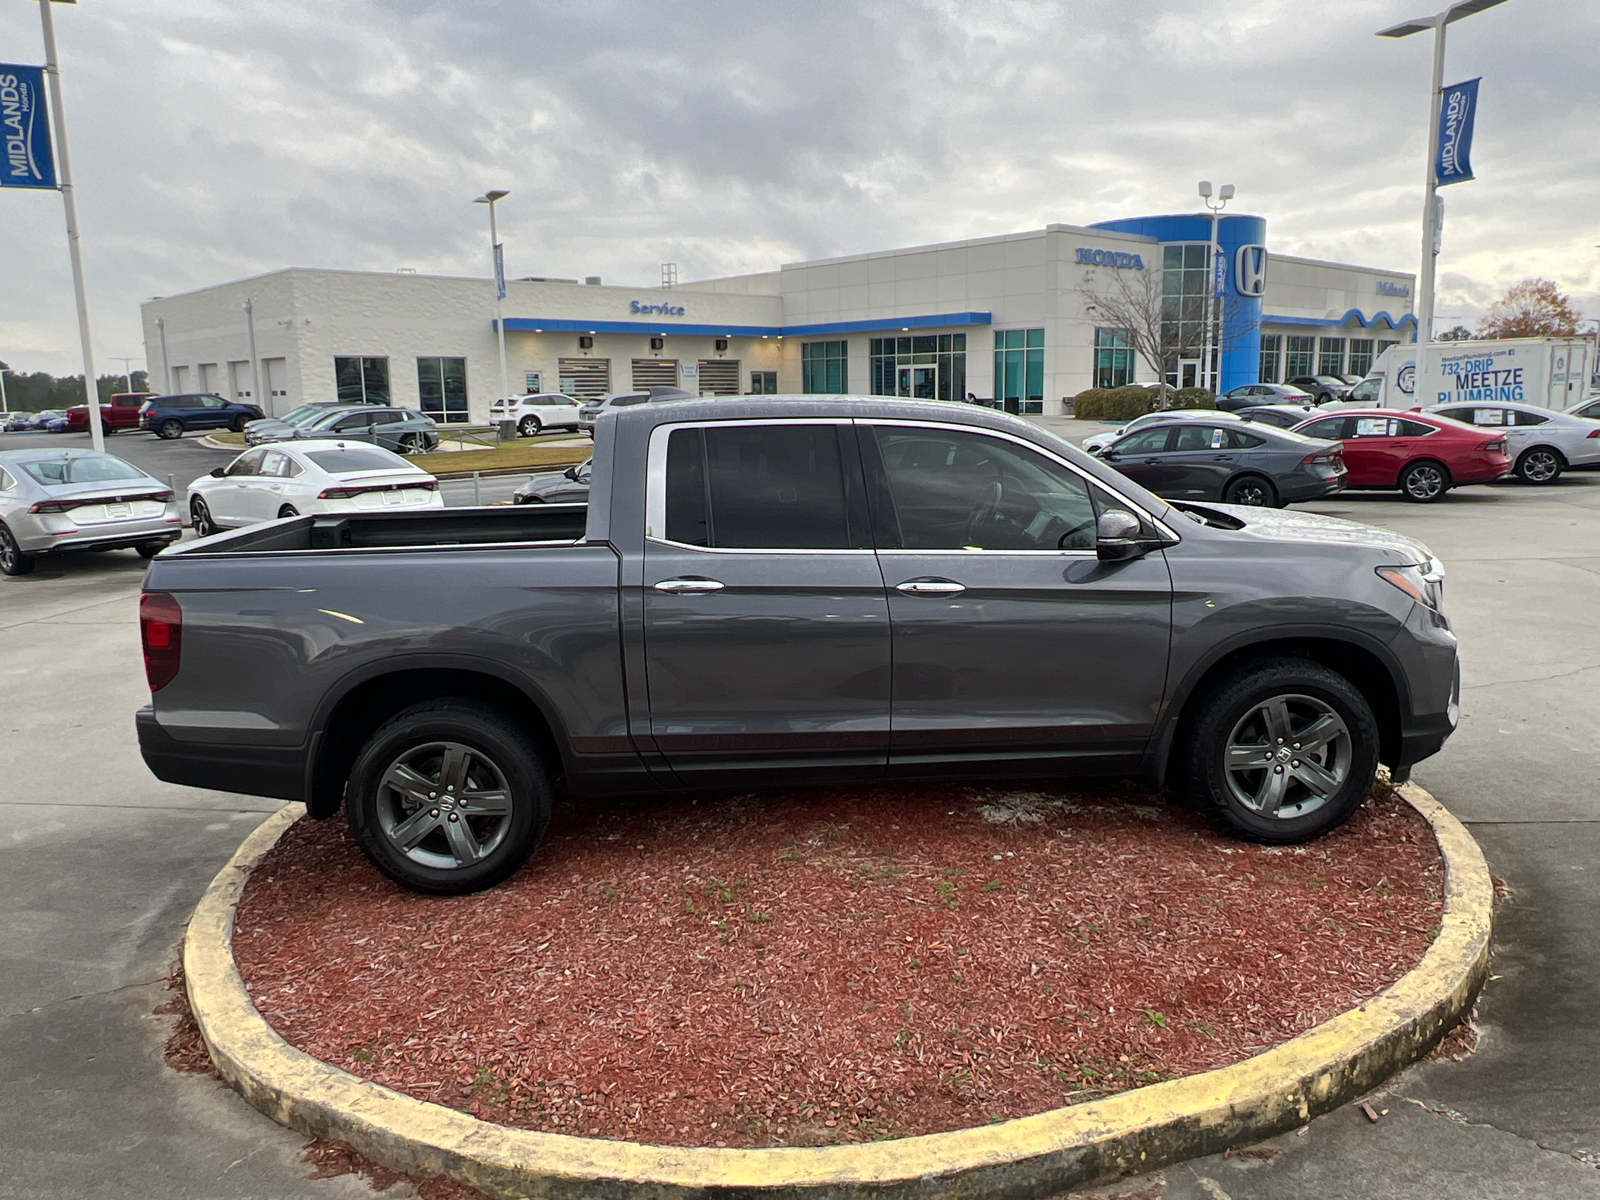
[140,212,1418,422]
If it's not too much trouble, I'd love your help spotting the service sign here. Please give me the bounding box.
[0,65,55,190]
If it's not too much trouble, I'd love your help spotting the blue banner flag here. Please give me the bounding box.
[0,65,56,190]
[493,242,506,299]
[1435,77,1480,187]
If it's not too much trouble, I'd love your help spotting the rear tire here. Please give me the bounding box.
[1399,460,1449,503]
[1515,447,1562,485]
[277,505,299,519]
[345,700,553,895]
[518,415,542,437]
[158,419,184,440]
[0,524,36,576]
[135,542,165,560]
[398,433,423,454]
[1222,474,1277,507]
[1182,657,1378,844]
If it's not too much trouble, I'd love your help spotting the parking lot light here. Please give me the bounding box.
[1377,0,1511,352]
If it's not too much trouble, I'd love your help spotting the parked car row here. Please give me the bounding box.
[4,409,69,432]
[577,386,698,436]
[244,403,440,453]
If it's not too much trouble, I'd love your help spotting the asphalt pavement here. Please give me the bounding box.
[2,426,1597,1199]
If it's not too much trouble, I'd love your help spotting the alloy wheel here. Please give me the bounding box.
[374,741,514,870]
[191,499,215,537]
[1402,463,1445,501]
[1519,449,1560,484]
[1226,478,1272,506]
[1223,694,1352,820]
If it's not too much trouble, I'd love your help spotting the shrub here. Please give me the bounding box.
[1072,387,1157,421]
[1167,387,1217,410]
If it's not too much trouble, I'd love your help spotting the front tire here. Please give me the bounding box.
[230,415,249,433]
[158,419,184,440]
[1222,474,1277,507]
[1399,460,1449,503]
[1182,657,1378,843]
[518,415,542,437]
[1515,447,1563,485]
[190,497,217,538]
[0,524,36,576]
[345,700,553,895]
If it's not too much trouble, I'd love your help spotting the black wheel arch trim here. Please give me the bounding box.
[302,651,579,819]
[1143,623,1416,788]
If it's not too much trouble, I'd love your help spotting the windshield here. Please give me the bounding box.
[20,453,148,487]
[305,448,411,474]
[281,405,327,425]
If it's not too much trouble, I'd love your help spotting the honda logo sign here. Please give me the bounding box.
[1234,245,1268,297]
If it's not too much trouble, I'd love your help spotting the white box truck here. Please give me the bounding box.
[1353,337,1594,412]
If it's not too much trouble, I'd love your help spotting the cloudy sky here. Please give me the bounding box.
[0,0,1594,376]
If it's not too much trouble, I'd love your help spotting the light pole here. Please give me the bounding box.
[0,365,9,415]
[156,316,171,393]
[1198,180,1234,395]
[37,0,104,452]
[111,356,139,394]
[1378,0,1510,356]
[474,190,512,404]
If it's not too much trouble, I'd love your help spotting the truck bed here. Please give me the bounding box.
[167,504,589,556]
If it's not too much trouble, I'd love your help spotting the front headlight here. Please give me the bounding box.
[1376,556,1445,611]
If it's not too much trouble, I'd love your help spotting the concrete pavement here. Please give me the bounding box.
[1,447,1596,1198]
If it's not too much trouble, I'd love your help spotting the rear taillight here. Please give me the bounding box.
[1482,439,1506,453]
[318,480,436,500]
[1588,429,1600,439]
[140,592,183,691]
[29,490,172,514]
[317,486,359,500]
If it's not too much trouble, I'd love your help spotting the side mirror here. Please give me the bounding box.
[1098,448,1117,461]
[209,466,226,478]
[1096,509,1145,562]
[563,466,578,480]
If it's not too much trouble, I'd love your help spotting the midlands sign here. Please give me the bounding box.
[1435,77,1480,188]
[0,65,55,190]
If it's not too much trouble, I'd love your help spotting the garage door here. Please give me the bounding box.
[558,358,610,398]
[631,359,679,390]
[697,360,739,396]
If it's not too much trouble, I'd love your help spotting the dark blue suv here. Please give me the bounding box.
[139,394,265,440]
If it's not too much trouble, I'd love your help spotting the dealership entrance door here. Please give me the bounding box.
[1177,359,1201,389]
[896,364,938,399]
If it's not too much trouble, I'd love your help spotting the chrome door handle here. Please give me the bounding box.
[896,580,966,596]
[653,578,725,594]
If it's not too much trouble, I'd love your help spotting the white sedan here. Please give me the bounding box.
[1424,400,1600,484]
[188,440,443,536]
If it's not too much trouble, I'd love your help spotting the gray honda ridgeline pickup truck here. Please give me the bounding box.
[137,398,1459,895]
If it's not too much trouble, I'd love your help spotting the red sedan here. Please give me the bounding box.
[1290,408,1510,503]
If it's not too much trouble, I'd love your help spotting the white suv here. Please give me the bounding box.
[487,393,584,437]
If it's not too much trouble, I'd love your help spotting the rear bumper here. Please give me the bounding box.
[16,514,182,555]
[136,706,309,802]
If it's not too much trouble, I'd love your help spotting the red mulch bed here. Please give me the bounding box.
[231,781,1442,1149]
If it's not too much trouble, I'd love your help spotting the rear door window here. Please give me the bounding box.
[1470,408,1507,426]
[663,424,859,550]
[1353,417,1392,438]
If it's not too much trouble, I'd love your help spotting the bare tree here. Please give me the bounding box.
[1079,265,1179,409]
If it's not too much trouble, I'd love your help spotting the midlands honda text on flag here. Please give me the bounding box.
[0,65,56,190]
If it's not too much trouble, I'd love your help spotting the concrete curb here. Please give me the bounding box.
[185,784,1491,1199]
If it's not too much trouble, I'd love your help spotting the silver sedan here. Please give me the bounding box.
[0,448,182,576]
[1425,399,1600,484]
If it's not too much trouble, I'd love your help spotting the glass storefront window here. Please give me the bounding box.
[1259,334,1282,383]
[1377,338,1401,362]
[1094,328,1134,388]
[750,370,778,394]
[801,341,848,394]
[993,329,1044,413]
[1318,337,1346,377]
[1286,335,1316,379]
[334,356,390,404]
[416,356,469,423]
[1348,338,1375,377]
[1160,245,1219,379]
[870,333,966,400]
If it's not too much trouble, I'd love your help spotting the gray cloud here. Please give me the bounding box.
[0,0,1595,374]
